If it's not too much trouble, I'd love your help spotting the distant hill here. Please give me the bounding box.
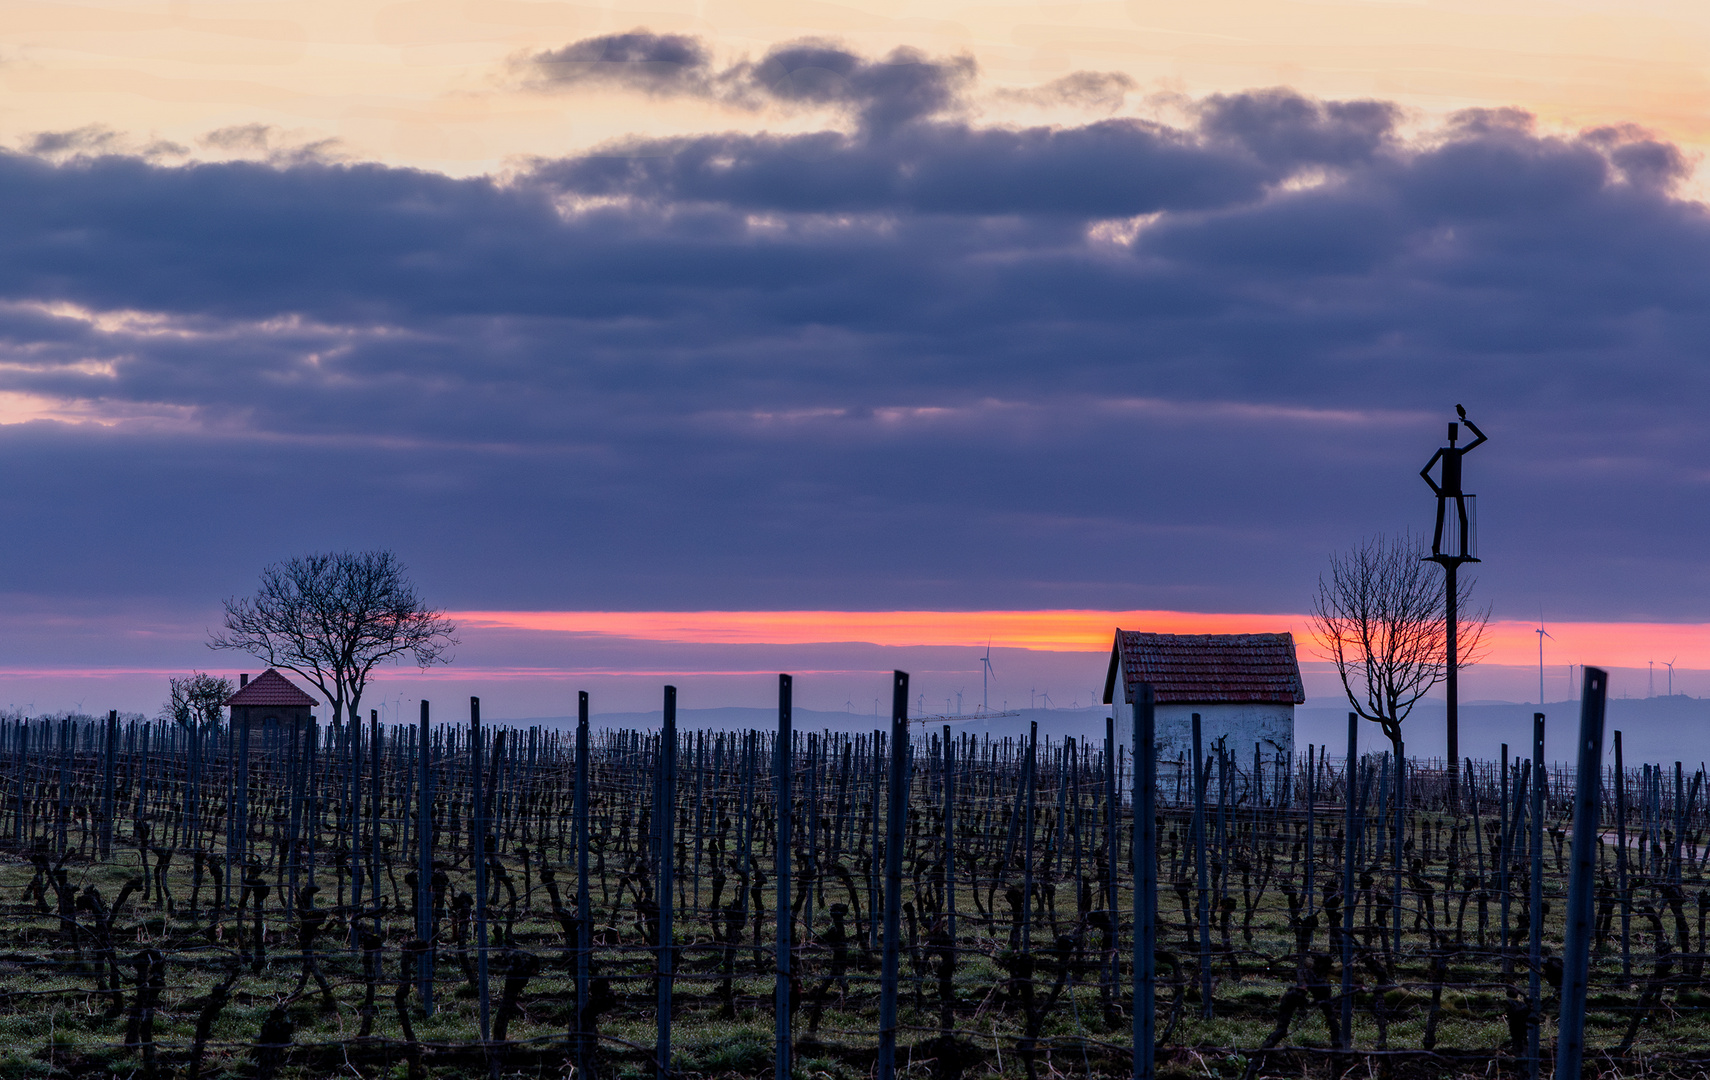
[1297,695,1710,767]
[495,696,1710,766]
[500,704,1116,743]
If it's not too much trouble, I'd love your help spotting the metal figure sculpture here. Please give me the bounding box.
[1419,405,1486,559]
[1420,404,1486,809]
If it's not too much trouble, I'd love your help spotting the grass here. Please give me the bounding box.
[0,804,1701,1079]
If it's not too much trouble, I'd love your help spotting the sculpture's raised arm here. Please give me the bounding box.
[1460,417,1486,453]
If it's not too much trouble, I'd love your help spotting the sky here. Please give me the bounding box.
[4,0,1710,743]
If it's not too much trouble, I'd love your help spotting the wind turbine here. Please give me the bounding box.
[1536,621,1553,706]
[1666,657,1677,697]
[980,643,996,714]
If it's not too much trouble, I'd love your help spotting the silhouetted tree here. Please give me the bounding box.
[161,673,234,730]
[1309,533,1486,759]
[210,550,457,728]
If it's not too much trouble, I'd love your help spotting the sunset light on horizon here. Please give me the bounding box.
[449,608,1710,672]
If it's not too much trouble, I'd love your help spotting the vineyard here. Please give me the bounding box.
[0,670,1700,1079]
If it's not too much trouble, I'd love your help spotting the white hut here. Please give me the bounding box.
[1102,630,1303,764]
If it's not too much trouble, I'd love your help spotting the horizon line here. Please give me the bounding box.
[449,609,1710,668]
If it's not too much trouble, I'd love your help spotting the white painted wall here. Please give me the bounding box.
[1113,680,1295,765]
[1150,703,1294,765]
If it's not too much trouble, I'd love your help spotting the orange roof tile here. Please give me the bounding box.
[1105,631,1305,706]
[225,668,318,708]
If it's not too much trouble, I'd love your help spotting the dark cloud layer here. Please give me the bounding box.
[1,54,1708,625]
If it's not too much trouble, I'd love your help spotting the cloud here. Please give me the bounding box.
[1196,88,1399,170]
[196,123,347,165]
[201,123,274,152]
[0,78,1708,625]
[539,121,1274,216]
[23,125,123,158]
[994,71,1137,113]
[22,126,189,164]
[748,42,975,133]
[524,31,717,97]
[520,32,977,133]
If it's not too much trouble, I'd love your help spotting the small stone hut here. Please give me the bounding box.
[224,668,317,731]
[1103,630,1304,764]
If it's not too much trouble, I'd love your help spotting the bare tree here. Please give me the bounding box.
[1309,534,1487,759]
[209,551,457,729]
[162,673,234,730]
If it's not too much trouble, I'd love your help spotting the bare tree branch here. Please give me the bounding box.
[209,551,458,727]
[162,673,234,730]
[1307,533,1489,758]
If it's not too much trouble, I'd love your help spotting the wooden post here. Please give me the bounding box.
[1499,743,1512,973]
[1106,714,1119,1006]
[574,691,594,1079]
[1673,761,1686,885]
[693,731,705,917]
[1305,744,1316,919]
[1022,721,1038,955]
[1392,747,1404,958]
[1341,713,1358,1050]
[657,686,677,1080]
[877,672,910,1080]
[417,700,433,1014]
[774,675,793,1080]
[1614,730,1629,982]
[472,698,491,1043]
[191,721,206,900]
[1132,683,1156,1080]
[348,712,362,947]
[1528,713,1545,1080]
[101,710,117,862]
[304,716,319,892]
[57,715,68,857]
[870,730,883,952]
[371,711,383,936]
[1106,716,1118,919]
[1191,713,1211,1018]
[943,724,956,947]
[1555,667,1607,1080]
[14,719,25,849]
[236,716,250,912]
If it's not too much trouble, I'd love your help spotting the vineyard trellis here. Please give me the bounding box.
[0,667,1702,1079]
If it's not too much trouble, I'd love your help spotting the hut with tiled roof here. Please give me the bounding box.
[224,668,317,731]
[1103,630,1304,763]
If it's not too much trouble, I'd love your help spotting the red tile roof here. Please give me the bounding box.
[1104,631,1305,706]
[225,668,319,708]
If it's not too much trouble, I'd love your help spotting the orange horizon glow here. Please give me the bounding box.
[0,611,1699,685]
[453,608,1289,651]
[452,609,1710,670]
